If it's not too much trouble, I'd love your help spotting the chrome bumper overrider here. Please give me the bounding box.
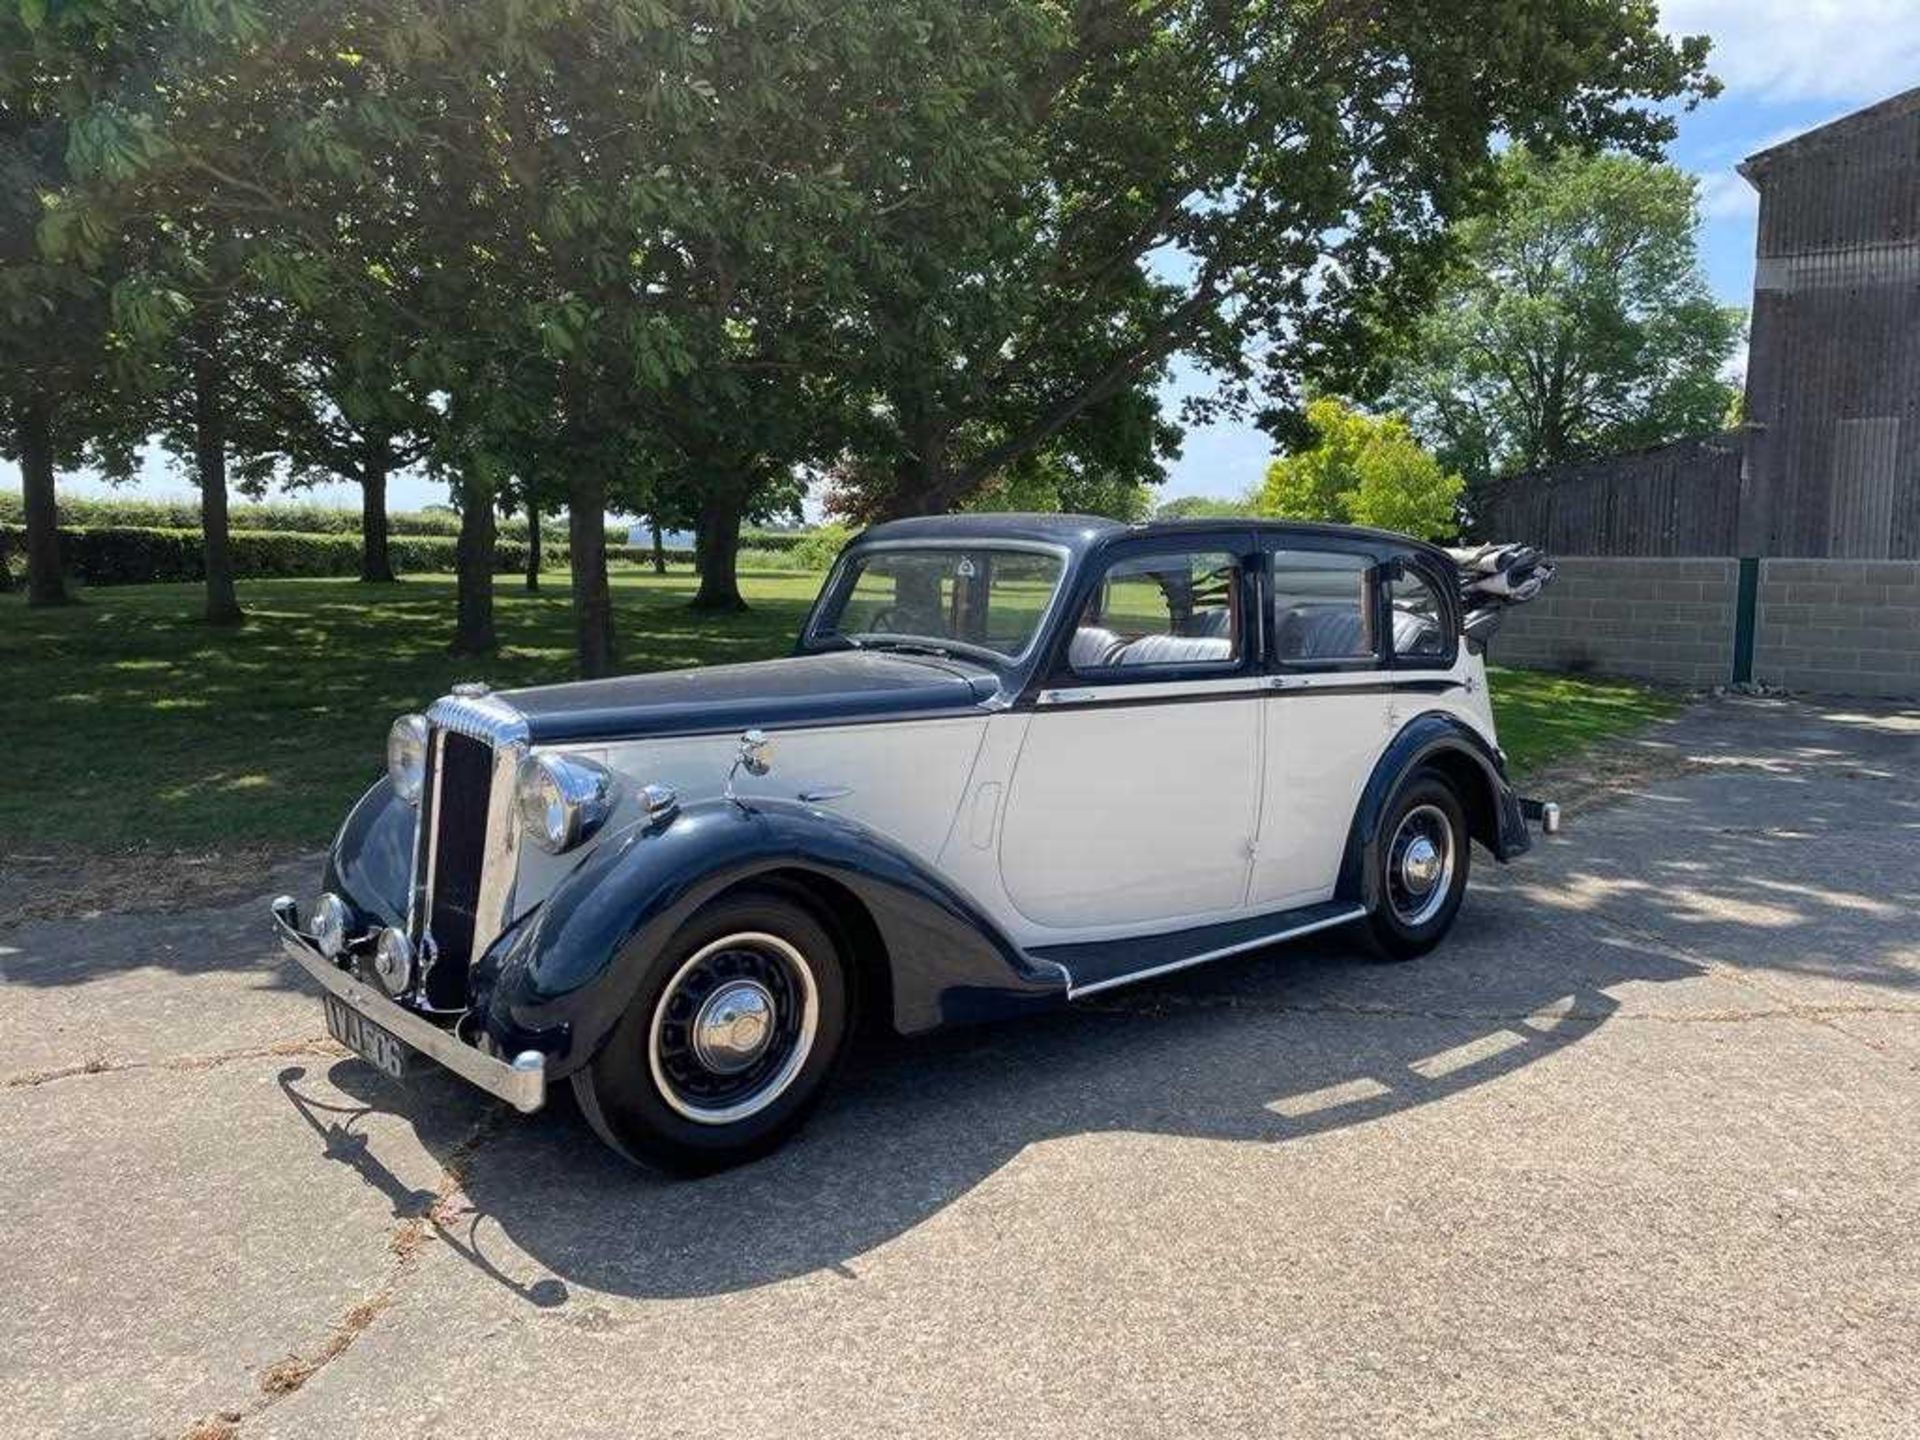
[271,896,546,1114]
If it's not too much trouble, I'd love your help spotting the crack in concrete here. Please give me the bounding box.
[175,1102,511,1440]
[1,1036,343,1091]
[1579,908,1919,1067]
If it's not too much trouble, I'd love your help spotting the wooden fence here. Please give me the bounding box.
[1473,432,1746,555]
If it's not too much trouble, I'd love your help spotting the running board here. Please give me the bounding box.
[1030,900,1368,999]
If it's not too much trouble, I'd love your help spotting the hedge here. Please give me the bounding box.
[0,491,815,552]
[0,524,730,587]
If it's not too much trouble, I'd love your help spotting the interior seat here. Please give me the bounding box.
[1068,626,1125,669]
[1277,604,1445,660]
[1113,633,1234,666]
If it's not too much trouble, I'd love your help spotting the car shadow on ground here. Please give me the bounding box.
[283,887,1703,1306]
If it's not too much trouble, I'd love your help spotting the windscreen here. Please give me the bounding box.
[812,547,1065,658]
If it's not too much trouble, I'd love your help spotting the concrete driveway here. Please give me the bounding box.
[3,696,1916,1439]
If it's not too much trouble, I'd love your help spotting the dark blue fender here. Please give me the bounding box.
[472,798,1068,1078]
[321,776,412,930]
[1334,710,1531,910]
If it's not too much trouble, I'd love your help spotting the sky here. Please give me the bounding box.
[8,2,1919,518]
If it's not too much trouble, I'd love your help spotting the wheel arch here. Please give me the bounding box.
[717,867,896,1042]
[475,798,1063,1078]
[1335,710,1530,910]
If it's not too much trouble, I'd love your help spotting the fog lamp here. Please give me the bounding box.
[310,892,351,960]
[373,926,414,996]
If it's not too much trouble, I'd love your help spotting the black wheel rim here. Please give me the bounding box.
[648,932,819,1125]
[1386,802,1455,927]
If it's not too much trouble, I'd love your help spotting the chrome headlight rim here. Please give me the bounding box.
[387,713,430,805]
[514,751,616,855]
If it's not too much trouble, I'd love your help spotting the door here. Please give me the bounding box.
[1249,544,1396,908]
[998,542,1263,931]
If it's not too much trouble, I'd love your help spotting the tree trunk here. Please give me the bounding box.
[524,498,542,593]
[450,464,497,655]
[18,389,69,607]
[191,324,244,626]
[359,448,395,582]
[650,518,666,575]
[689,490,747,613]
[568,471,617,678]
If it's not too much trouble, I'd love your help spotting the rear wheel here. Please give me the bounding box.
[571,890,850,1173]
[1360,770,1470,961]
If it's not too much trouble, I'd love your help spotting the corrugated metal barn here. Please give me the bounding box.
[1478,86,1920,698]
[1739,86,1920,560]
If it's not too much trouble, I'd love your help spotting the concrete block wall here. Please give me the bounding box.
[1754,559,1920,698]
[1491,557,1741,688]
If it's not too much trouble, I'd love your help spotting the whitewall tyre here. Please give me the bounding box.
[571,890,850,1173]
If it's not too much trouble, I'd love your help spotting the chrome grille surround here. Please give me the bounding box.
[400,691,529,1011]
[427,691,531,748]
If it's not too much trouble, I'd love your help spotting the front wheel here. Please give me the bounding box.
[1360,770,1470,961]
[571,890,850,1173]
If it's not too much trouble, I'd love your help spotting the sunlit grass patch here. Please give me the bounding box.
[1487,666,1683,775]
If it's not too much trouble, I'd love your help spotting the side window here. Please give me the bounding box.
[1271,550,1378,667]
[1070,550,1242,673]
[1387,566,1450,663]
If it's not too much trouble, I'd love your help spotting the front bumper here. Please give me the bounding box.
[271,896,546,1114]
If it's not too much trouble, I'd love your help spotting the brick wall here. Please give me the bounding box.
[1754,560,1920,698]
[1491,557,1740,688]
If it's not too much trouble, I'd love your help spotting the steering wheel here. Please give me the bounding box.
[867,606,900,633]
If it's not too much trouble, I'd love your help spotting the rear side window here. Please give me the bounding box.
[1271,551,1377,665]
[1070,550,1242,672]
[1388,566,1450,663]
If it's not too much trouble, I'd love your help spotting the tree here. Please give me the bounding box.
[827,0,1716,522]
[1153,494,1258,521]
[1,0,166,606]
[1385,146,1744,487]
[1256,398,1463,541]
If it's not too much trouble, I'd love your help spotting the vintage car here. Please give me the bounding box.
[273,514,1555,1172]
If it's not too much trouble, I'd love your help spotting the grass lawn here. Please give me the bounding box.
[0,568,1678,856]
[1484,665,1683,774]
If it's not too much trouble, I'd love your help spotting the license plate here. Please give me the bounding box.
[324,994,408,1082]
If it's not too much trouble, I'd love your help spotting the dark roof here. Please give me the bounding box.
[1739,85,1920,181]
[855,512,1126,550]
[852,511,1455,567]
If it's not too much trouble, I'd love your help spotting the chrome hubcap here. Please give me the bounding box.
[649,932,819,1126]
[1387,803,1455,927]
[1401,836,1442,894]
[691,980,776,1074]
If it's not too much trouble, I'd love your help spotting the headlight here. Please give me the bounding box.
[387,714,430,804]
[515,752,616,854]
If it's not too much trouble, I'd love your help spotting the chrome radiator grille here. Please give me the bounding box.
[410,696,527,1011]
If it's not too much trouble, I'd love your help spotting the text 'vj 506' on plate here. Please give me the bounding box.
[273,514,1557,1173]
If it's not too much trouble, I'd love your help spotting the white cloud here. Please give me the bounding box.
[1697,169,1757,221]
[1662,1,1920,103]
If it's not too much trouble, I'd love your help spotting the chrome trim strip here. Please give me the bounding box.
[470,741,524,959]
[1039,675,1271,705]
[272,897,545,1113]
[428,692,531,747]
[413,728,450,991]
[1063,905,1367,999]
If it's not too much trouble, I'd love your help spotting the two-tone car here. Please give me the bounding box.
[274,514,1552,1171]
